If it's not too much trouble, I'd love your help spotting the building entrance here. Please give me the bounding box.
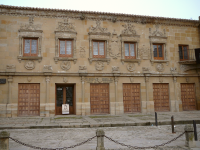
[55,84,75,115]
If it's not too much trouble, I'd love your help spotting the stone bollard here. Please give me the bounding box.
[184,124,196,148]
[0,131,10,150]
[96,129,105,150]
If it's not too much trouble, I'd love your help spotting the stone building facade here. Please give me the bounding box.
[0,5,200,117]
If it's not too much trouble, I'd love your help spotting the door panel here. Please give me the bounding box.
[123,83,141,113]
[153,83,169,112]
[56,85,75,115]
[18,84,40,116]
[90,84,109,114]
[181,83,196,111]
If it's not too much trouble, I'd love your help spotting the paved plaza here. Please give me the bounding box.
[0,111,200,149]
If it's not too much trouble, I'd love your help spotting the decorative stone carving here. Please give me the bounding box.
[159,77,163,83]
[6,65,16,72]
[121,23,137,35]
[114,77,118,82]
[20,16,41,31]
[61,61,71,71]
[63,77,68,83]
[145,76,149,82]
[56,18,75,32]
[180,64,200,72]
[81,76,85,82]
[80,13,85,20]
[109,30,121,59]
[27,77,32,82]
[95,61,104,71]
[24,61,35,70]
[46,77,50,82]
[139,45,150,60]
[173,77,177,83]
[111,17,117,23]
[170,67,177,74]
[156,63,164,72]
[186,77,189,83]
[79,66,87,73]
[112,66,120,73]
[127,63,135,72]
[43,65,52,72]
[89,21,109,34]
[150,25,165,37]
[79,47,86,58]
[142,67,150,73]
[130,77,134,83]
[85,77,113,83]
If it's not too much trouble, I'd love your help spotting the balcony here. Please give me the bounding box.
[179,49,196,64]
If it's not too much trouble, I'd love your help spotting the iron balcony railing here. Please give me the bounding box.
[179,49,196,61]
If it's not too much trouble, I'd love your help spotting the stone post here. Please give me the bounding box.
[184,124,196,148]
[0,131,10,150]
[96,129,105,150]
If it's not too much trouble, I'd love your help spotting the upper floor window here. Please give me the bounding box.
[124,42,136,59]
[179,45,189,61]
[93,41,105,58]
[153,44,164,60]
[23,38,38,56]
[59,40,73,57]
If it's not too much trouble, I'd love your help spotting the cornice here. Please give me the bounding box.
[0,5,199,27]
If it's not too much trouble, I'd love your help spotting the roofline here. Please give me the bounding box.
[0,4,199,23]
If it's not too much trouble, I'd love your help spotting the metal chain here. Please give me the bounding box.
[104,131,186,149]
[9,135,97,150]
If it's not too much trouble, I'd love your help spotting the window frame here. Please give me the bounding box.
[124,42,136,59]
[23,38,38,57]
[92,40,106,58]
[153,43,164,60]
[59,39,73,57]
[179,45,189,61]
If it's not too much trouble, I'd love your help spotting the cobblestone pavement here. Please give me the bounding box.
[3,125,200,150]
[0,111,200,129]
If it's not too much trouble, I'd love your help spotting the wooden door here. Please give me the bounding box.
[18,84,40,116]
[123,83,141,113]
[181,83,196,111]
[90,84,109,114]
[153,83,169,112]
[56,85,75,115]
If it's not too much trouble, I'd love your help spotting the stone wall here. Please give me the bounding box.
[0,5,200,117]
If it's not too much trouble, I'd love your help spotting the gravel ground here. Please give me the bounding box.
[2,124,200,150]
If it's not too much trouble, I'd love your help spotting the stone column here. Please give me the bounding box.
[0,131,10,150]
[7,76,13,117]
[81,76,85,116]
[173,77,179,112]
[45,76,50,117]
[145,75,150,113]
[114,77,118,115]
[96,129,105,150]
[184,124,196,148]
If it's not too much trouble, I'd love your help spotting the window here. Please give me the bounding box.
[92,41,105,58]
[153,44,164,60]
[59,40,73,57]
[23,39,38,56]
[179,45,188,61]
[124,43,136,59]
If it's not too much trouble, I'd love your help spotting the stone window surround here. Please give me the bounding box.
[17,30,42,63]
[120,34,141,65]
[149,36,169,66]
[54,31,77,64]
[88,33,111,64]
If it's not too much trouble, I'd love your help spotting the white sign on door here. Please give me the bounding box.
[62,104,69,114]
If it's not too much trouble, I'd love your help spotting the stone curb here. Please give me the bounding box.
[0,119,199,130]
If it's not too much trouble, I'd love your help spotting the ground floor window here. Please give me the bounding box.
[153,83,170,112]
[181,83,196,111]
[123,83,141,113]
[18,84,40,116]
[90,83,109,114]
